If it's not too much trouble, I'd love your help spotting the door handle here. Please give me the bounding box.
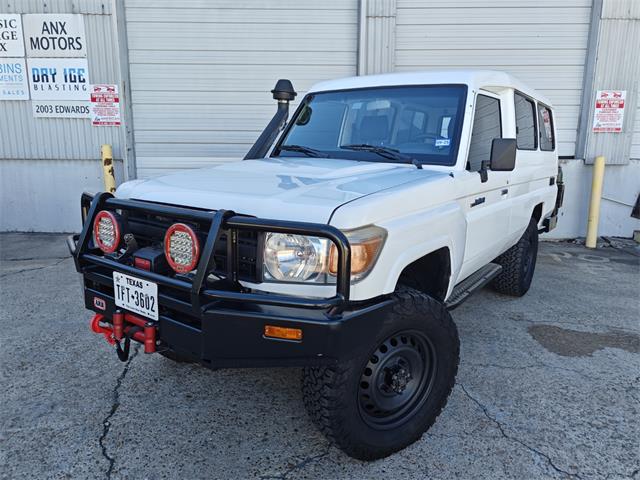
[471,197,485,207]
[501,188,509,195]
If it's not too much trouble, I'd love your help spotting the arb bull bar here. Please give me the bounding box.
[69,192,394,368]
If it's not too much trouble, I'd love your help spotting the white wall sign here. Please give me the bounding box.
[592,90,626,133]
[28,58,90,100]
[0,14,24,57]
[90,84,121,126]
[32,100,90,118]
[0,58,29,100]
[23,14,86,57]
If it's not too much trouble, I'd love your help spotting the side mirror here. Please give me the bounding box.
[490,138,517,171]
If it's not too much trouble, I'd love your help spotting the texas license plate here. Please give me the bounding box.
[113,271,158,320]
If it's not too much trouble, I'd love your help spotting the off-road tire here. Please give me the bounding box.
[301,287,459,460]
[491,217,539,296]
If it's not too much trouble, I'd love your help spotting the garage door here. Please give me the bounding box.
[125,0,359,177]
[394,0,592,158]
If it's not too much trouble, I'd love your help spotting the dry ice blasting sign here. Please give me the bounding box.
[0,14,25,57]
[592,90,626,133]
[90,84,121,126]
[28,58,90,100]
[23,14,86,57]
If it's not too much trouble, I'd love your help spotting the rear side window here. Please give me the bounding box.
[467,95,501,171]
[515,93,536,150]
[537,104,555,151]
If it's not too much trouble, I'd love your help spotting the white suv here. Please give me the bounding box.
[69,70,564,460]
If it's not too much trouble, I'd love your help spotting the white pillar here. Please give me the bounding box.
[357,0,397,75]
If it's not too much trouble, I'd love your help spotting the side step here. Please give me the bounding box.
[445,263,502,310]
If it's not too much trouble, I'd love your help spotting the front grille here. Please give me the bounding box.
[123,208,260,283]
[212,231,260,281]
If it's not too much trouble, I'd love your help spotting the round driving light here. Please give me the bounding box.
[164,223,200,273]
[93,210,121,254]
[263,233,324,282]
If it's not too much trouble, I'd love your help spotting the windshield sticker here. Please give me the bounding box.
[435,139,450,147]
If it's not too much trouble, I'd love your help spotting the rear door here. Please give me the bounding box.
[458,91,513,279]
[509,97,558,239]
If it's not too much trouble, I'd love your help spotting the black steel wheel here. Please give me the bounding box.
[358,331,436,430]
[302,287,459,460]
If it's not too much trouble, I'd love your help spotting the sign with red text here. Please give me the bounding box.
[90,84,121,126]
[592,90,626,133]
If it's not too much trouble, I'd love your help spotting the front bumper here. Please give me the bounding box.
[81,282,394,368]
[70,192,392,368]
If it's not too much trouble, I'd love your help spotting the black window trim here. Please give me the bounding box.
[514,90,538,151]
[466,92,502,172]
[271,83,469,167]
[536,102,556,152]
[474,92,502,138]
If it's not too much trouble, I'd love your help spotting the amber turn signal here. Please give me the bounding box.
[264,325,303,341]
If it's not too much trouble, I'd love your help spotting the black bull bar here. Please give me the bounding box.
[70,192,352,315]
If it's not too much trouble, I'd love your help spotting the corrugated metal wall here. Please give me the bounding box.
[0,0,123,232]
[393,0,592,158]
[583,0,640,164]
[124,0,359,178]
[0,0,123,160]
[358,0,397,74]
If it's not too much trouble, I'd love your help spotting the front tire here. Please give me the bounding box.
[491,217,539,296]
[301,287,459,460]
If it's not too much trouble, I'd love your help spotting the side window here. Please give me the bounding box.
[515,93,536,150]
[537,104,555,151]
[467,94,501,171]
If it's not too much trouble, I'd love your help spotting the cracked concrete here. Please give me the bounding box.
[98,345,140,479]
[457,382,581,479]
[0,233,638,479]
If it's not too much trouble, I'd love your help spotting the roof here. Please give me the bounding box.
[308,70,552,107]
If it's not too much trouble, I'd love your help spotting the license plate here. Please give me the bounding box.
[113,272,158,320]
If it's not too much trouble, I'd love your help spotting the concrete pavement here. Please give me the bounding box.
[0,234,638,479]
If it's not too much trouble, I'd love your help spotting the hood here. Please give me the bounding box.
[117,157,447,223]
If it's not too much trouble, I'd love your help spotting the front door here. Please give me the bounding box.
[458,92,512,279]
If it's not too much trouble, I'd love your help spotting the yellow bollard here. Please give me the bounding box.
[101,144,116,194]
[585,155,605,248]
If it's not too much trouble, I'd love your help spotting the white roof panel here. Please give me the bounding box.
[308,70,553,107]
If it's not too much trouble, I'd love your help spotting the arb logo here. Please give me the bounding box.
[93,297,106,311]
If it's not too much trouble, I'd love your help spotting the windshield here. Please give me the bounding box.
[273,84,467,166]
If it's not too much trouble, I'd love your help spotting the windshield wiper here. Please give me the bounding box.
[340,144,422,168]
[279,144,329,158]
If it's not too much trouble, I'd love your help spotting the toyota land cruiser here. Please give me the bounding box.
[68,70,564,460]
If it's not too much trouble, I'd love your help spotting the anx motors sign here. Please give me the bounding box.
[0,14,25,57]
[23,14,86,57]
[28,58,90,100]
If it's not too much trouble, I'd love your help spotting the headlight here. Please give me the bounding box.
[263,233,329,282]
[262,225,386,284]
